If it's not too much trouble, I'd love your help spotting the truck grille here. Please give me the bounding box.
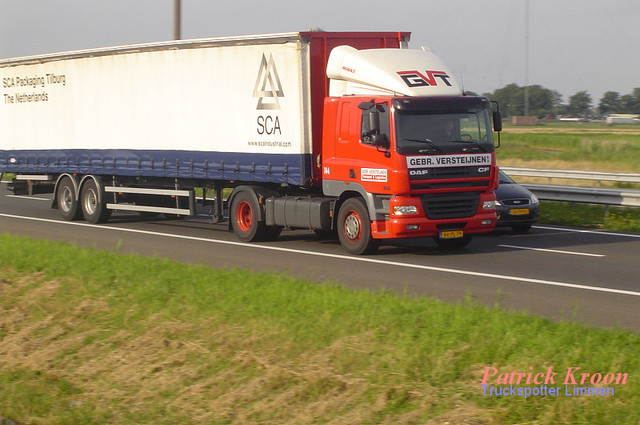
[501,198,530,206]
[415,166,489,179]
[409,166,490,191]
[429,167,475,178]
[420,192,480,220]
[411,181,488,190]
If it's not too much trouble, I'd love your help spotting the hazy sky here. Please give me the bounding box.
[1,0,638,103]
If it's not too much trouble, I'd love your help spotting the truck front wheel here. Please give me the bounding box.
[337,198,378,255]
[231,191,268,242]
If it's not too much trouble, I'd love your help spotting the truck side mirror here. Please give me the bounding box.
[493,110,502,132]
[368,110,381,133]
[371,133,390,149]
[367,111,390,150]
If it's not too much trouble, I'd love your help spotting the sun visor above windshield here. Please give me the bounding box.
[327,45,462,97]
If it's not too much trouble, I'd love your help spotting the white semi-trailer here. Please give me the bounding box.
[1,32,501,254]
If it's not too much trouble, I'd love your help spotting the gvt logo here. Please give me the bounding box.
[253,53,284,110]
[397,70,452,87]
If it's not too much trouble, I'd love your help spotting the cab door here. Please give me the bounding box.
[355,102,394,193]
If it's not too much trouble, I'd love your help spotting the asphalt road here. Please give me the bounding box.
[1,183,639,331]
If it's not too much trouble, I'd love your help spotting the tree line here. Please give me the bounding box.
[476,84,640,118]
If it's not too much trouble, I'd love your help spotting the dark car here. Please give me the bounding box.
[494,170,540,232]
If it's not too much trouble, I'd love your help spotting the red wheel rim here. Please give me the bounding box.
[343,210,362,242]
[236,201,253,232]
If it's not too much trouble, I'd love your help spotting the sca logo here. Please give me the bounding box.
[254,53,285,136]
[253,53,284,110]
[397,70,452,88]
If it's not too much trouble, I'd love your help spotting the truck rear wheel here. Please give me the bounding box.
[56,177,80,221]
[231,191,268,242]
[337,198,378,255]
[80,179,111,224]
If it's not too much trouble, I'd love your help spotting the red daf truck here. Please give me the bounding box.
[0,31,501,254]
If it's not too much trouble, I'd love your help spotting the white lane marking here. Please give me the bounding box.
[0,212,639,298]
[6,195,51,201]
[534,225,640,239]
[499,244,606,258]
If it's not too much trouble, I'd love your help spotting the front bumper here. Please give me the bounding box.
[371,193,497,239]
[495,204,540,227]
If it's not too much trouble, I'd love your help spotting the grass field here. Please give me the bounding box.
[497,123,640,173]
[0,234,639,425]
[538,202,640,232]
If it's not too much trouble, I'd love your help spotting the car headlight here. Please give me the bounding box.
[531,194,539,204]
[494,200,502,207]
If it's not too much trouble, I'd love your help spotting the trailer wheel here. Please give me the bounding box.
[80,179,111,224]
[56,177,80,221]
[231,191,267,242]
[337,198,378,255]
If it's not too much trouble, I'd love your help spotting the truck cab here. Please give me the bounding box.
[321,46,500,253]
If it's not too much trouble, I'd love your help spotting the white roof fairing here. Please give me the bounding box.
[327,45,462,97]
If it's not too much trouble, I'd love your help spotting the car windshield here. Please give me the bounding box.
[499,170,516,184]
[395,108,495,155]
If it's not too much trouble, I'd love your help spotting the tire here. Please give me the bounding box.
[80,179,111,224]
[56,177,81,221]
[433,234,473,250]
[231,191,268,242]
[337,198,378,255]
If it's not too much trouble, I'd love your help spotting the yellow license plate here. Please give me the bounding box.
[510,208,530,216]
[440,230,464,239]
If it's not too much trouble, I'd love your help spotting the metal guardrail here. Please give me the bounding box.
[500,167,640,207]
[524,184,640,207]
[501,167,640,183]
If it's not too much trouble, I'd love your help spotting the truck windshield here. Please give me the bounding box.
[395,108,494,155]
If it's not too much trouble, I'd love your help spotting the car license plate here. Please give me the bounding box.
[440,230,463,239]
[510,208,530,216]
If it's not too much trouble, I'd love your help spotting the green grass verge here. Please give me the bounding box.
[0,234,638,424]
[540,202,640,232]
[497,127,640,172]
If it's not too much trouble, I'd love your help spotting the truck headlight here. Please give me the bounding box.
[393,205,418,215]
[483,201,496,209]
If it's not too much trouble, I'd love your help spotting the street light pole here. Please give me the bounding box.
[174,0,181,40]
[524,0,530,116]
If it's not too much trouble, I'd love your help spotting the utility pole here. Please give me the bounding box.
[174,0,181,40]
[524,0,530,116]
